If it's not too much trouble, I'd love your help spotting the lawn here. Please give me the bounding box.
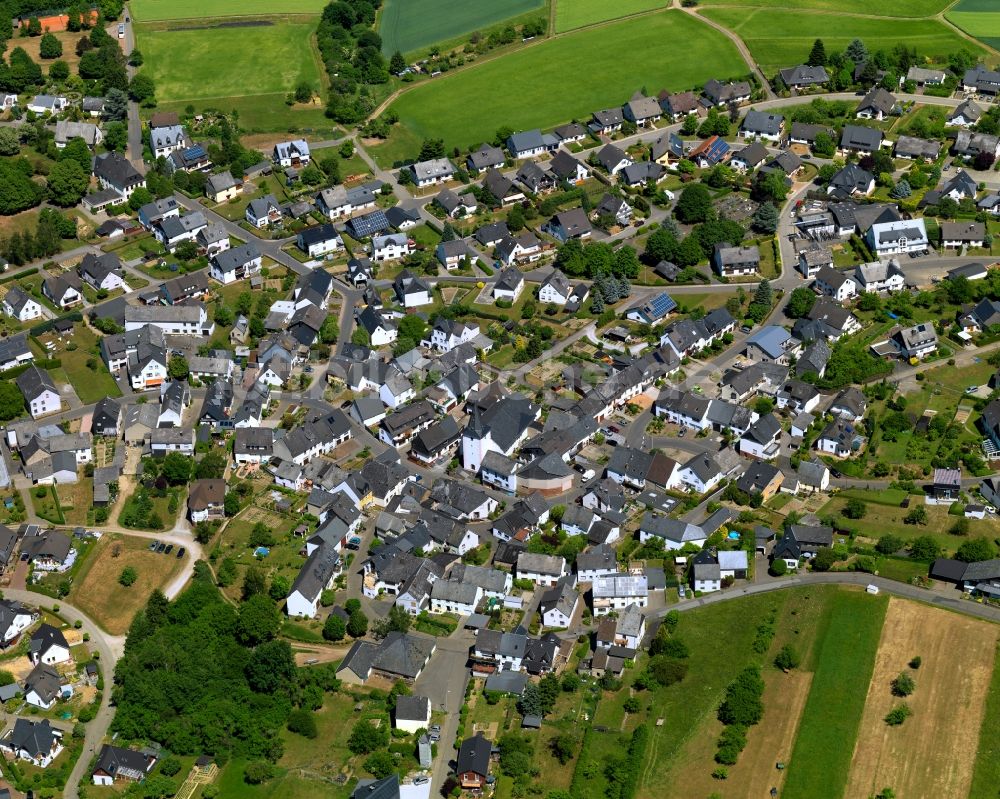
[70,534,185,635]
[697,0,951,14]
[138,21,322,103]
[971,641,1000,799]
[379,0,544,56]
[377,11,746,163]
[948,0,1000,51]
[555,0,669,32]
[780,590,889,799]
[700,7,993,71]
[155,93,336,135]
[53,324,122,403]
[130,0,327,20]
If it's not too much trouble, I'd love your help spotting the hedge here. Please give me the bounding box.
[0,267,39,285]
[29,310,83,337]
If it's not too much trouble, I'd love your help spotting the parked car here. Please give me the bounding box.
[177,547,186,558]
[164,544,173,555]
[148,541,159,551]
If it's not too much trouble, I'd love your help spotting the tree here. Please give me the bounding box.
[752,170,788,203]
[287,709,318,739]
[161,451,191,485]
[904,506,928,526]
[0,383,26,421]
[236,594,281,646]
[890,179,911,199]
[364,751,396,778]
[550,733,576,764]
[244,762,275,785]
[0,128,19,156]
[128,186,153,212]
[269,574,290,603]
[224,493,240,517]
[884,704,911,726]
[347,609,368,638]
[812,131,836,157]
[508,203,525,232]
[812,548,838,571]
[774,645,801,671]
[785,286,816,318]
[104,87,128,120]
[441,222,456,241]
[348,718,389,754]
[648,655,688,687]
[875,535,903,555]
[769,558,787,576]
[675,183,713,223]
[129,48,144,67]
[717,666,765,726]
[168,355,189,381]
[751,201,778,234]
[844,498,867,519]
[418,138,445,160]
[46,159,89,207]
[323,614,346,641]
[118,566,138,587]
[909,535,939,560]
[39,33,63,59]
[846,38,868,65]
[242,566,267,601]
[128,73,156,103]
[891,672,915,697]
[807,38,827,66]
[389,50,407,75]
[956,537,997,563]
[245,639,295,693]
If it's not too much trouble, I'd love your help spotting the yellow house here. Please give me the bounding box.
[206,171,242,204]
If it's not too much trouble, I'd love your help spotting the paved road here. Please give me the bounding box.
[4,589,118,799]
[121,6,143,174]
[651,571,1000,625]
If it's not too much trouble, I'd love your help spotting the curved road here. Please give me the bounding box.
[4,589,118,799]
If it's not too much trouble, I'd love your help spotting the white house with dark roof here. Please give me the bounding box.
[410,158,455,187]
[17,366,61,418]
[2,286,43,322]
[273,139,311,167]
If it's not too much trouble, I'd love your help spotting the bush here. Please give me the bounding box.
[774,645,801,671]
[884,704,912,726]
[159,757,182,776]
[287,709,318,738]
[891,672,915,697]
[244,761,275,784]
[118,566,137,587]
[908,656,922,670]
[769,559,788,576]
[623,696,641,713]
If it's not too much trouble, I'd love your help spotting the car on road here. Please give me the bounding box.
[429,733,440,742]
[740,325,753,334]
[177,547,186,558]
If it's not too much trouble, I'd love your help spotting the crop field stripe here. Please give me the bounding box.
[378,0,544,56]
[129,0,326,21]
[780,590,889,799]
[385,10,746,151]
[554,0,669,33]
[970,642,1000,799]
[696,0,951,15]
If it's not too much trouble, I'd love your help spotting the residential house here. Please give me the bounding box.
[539,580,579,628]
[814,265,858,302]
[273,139,310,167]
[713,242,759,277]
[854,259,905,293]
[29,624,70,665]
[54,120,101,149]
[187,479,226,523]
[544,208,592,242]
[866,218,928,256]
[688,135,730,168]
[506,129,558,159]
[456,734,492,789]
[150,124,188,159]
[740,110,783,141]
[595,143,631,176]
[93,152,145,198]
[91,745,157,786]
[17,366,61,418]
[703,79,751,107]
[949,99,983,128]
[856,88,896,119]
[492,267,525,303]
[731,141,769,172]
[516,552,567,586]
[589,107,623,135]
[592,574,648,615]
[779,64,829,89]
[394,270,432,308]
[210,242,261,284]
[245,195,282,228]
[0,718,63,768]
[467,144,505,172]
[205,171,242,203]
[894,135,941,161]
[2,286,42,322]
[941,221,986,249]
[79,252,127,293]
[410,158,455,188]
[827,163,876,197]
[41,274,82,310]
[549,150,590,184]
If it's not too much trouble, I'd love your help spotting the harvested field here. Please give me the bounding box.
[69,534,185,635]
[666,669,813,799]
[845,598,999,799]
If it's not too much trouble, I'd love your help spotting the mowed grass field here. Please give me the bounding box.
[700,7,992,71]
[844,599,998,799]
[780,590,888,799]
[70,534,186,635]
[971,641,1000,799]
[138,21,322,103]
[697,0,950,15]
[380,11,746,160]
[379,0,544,56]
[130,0,326,21]
[555,0,669,33]
[948,0,1000,51]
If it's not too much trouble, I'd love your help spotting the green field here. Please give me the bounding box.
[154,94,335,134]
[971,643,1000,799]
[555,0,669,32]
[697,0,950,15]
[948,0,1000,51]
[378,11,746,162]
[139,21,321,103]
[701,7,993,71]
[781,591,889,799]
[130,0,326,21]
[379,0,544,55]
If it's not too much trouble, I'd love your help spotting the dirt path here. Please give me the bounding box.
[845,598,999,799]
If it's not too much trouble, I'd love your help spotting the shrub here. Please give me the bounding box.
[623,696,641,713]
[908,656,922,670]
[769,559,787,576]
[118,566,137,587]
[884,704,912,726]
[891,672,915,697]
[159,757,182,777]
[288,709,318,738]
[244,761,275,784]
[774,645,801,671]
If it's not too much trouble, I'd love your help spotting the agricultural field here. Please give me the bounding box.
[780,590,888,799]
[379,0,544,56]
[972,644,1000,798]
[378,11,746,162]
[138,21,322,103]
[69,534,186,635]
[554,0,668,33]
[844,599,998,799]
[697,0,951,15]
[700,7,992,71]
[130,0,327,21]
[948,0,1000,51]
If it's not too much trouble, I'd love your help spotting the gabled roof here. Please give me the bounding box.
[457,733,492,776]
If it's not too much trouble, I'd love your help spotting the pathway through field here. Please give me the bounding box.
[844,598,999,798]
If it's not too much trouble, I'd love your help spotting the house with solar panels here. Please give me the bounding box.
[625,292,677,326]
[165,143,211,174]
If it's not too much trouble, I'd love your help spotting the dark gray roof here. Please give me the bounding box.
[457,733,492,776]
